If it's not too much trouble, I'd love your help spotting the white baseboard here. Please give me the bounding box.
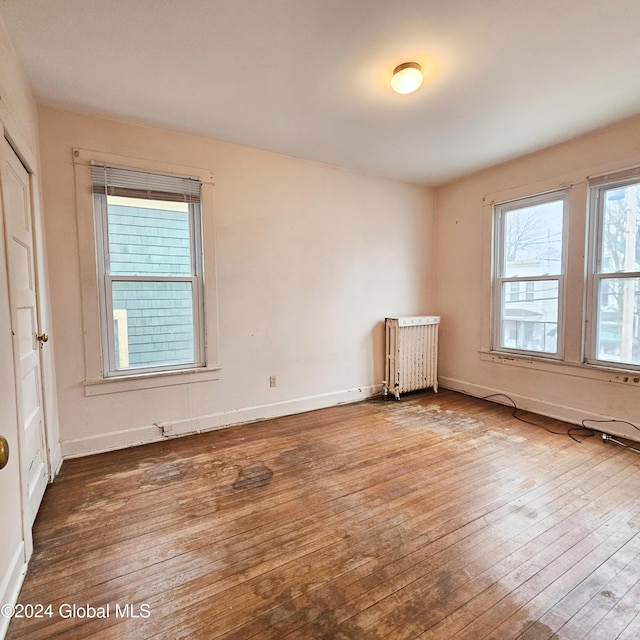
[0,542,27,640]
[61,384,382,458]
[160,384,380,437]
[61,424,165,458]
[439,376,640,442]
[48,442,63,479]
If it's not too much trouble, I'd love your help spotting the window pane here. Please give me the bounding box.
[595,277,640,365]
[107,195,192,276]
[503,200,564,277]
[112,281,195,370]
[501,280,558,353]
[599,182,640,274]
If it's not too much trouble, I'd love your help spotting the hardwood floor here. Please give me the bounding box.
[7,389,640,639]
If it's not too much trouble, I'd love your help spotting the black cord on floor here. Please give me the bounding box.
[481,393,596,443]
[581,418,640,436]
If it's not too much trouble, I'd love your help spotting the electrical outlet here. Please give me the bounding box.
[269,375,277,388]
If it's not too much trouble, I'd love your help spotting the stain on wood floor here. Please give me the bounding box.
[6,390,640,639]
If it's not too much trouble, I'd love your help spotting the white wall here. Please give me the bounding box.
[435,114,640,440]
[38,106,435,456]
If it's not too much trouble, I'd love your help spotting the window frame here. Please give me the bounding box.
[73,148,220,395]
[492,189,569,359]
[93,184,206,377]
[586,168,640,371]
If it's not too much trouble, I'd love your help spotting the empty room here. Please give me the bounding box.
[1,1,640,639]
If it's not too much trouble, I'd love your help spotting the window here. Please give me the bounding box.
[92,165,205,377]
[493,190,567,357]
[587,172,640,369]
[525,281,535,302]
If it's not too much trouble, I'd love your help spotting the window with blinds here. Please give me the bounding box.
[92,164,205,376]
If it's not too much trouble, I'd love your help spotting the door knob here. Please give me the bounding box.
[0,436,8,470]
[37,332,48,344]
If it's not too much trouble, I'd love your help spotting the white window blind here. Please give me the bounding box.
[91,165,201,203]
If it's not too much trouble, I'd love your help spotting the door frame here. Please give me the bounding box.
[1,135,47,545]
[1,122,60,477]
[0,118,60,548]
[0,96,60,640]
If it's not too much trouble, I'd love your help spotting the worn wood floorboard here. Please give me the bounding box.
[6,390,640,640]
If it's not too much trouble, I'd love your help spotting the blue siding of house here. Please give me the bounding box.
[108,204,191,275]
[108,204,195,368]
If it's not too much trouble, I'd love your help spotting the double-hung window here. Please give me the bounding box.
[92,165,205,377]
[587,171,640,369]
[493,190,567,357]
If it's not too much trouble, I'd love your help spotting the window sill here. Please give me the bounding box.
[84,365,221,396]
[479,350,640,386]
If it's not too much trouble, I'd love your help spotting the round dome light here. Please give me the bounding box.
[391,62,423,95]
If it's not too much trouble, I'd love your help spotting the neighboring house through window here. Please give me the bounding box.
[587,170,640,370]
[92,165,205,377]
[493,190,567,357]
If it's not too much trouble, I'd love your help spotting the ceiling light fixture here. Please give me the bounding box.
[391,62,423,95]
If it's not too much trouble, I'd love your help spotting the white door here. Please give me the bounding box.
[0,137,48,528]
[0,167,27,639]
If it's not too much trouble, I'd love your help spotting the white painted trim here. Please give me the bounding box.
[84,365,221,396]
[478,349,640,385]
[439,376,640,442]
[62,384,383,458]
[61,424,164,458]
[0,542,27,640]
[491,188,569,359]
[48,442,63,478]
[72,147,220,392]
[161,384,381,436]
